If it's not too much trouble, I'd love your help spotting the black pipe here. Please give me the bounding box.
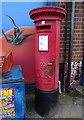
[64,2,68,63]
[82,0,84,86]
[46,0,58,6]
[66,0,75,92]
[81,38,84,86]
[63,2,68,92]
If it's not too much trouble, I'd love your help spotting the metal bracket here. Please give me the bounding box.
[58,81,62,94]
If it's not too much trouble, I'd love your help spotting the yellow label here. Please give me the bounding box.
[0,90,13,96]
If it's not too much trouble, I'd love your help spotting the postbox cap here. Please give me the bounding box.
[29,6,66,21]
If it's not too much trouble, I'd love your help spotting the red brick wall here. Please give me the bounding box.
[58,2,84,89]
[73,2,84,61]
[59,2,84,63]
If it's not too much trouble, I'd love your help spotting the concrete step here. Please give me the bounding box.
[75,86,84,99]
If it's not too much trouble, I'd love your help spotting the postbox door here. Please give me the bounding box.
[35,31,58,91]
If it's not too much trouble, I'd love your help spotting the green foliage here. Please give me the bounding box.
[2,15,35,45]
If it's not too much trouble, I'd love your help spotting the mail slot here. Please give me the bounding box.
[29,6,66,116]
[37,25,51,30]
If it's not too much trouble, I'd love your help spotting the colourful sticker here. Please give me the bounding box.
[0,87,15,118]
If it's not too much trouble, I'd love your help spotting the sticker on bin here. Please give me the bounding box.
[0,87,15,118]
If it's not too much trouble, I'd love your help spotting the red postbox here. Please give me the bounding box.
[29,6,66,116]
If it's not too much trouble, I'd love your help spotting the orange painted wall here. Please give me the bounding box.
[0,26,36,82]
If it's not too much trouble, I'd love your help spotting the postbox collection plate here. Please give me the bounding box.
[39,35,48,51]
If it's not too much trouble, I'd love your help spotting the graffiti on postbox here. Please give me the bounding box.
[0,87,15,118]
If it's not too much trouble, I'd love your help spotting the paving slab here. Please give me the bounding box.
[25,92,83,119]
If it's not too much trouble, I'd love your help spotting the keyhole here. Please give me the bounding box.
[51,58,55,62]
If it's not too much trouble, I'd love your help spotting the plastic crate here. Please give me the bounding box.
[0,52,13,74]
[0,66,26,120]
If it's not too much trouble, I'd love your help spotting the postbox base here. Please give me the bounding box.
[35,88,59,116]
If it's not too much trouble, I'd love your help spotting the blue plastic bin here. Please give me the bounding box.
[0,66,26,120]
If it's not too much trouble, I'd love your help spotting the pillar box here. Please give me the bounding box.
[29,6,66,116]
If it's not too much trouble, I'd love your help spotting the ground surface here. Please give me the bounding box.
[25,86,83,119]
